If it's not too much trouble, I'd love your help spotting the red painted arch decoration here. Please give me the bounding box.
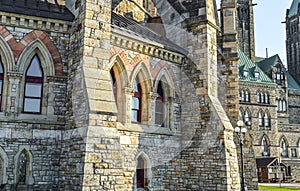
[0,26,63,76]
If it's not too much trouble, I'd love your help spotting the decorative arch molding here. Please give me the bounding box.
[154,67,175,98]
[134,151,152,190]
[130,62,152,91]
[17,39,55,77]
[0,26,63,75]
[14,146,34,185]
[107,55,129,87]
[0,146,8,184]
[0,35,14,72]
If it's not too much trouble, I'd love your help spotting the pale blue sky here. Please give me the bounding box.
[254,0,293,65]
[215,0,293,65]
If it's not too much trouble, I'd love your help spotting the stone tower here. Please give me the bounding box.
[236,0,256,62]
[286,0,300,84]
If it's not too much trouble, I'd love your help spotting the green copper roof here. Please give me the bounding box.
[238,49,274,84]
[288,0,300,17]
[256,54,279,73]
[287,72,300,90]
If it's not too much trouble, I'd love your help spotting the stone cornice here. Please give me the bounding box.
[111,30,186,65]
[0,11,72,33]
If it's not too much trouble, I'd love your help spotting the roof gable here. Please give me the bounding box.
[0,0,74,21]
[238,49,274,84]
[288,0,300,17]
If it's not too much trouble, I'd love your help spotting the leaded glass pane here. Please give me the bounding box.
[25,83,42,97]
[132,97,140,110]
[18,152,27,184]
[24,98,41,112]
[27,56,43,77]
[132,110,138,122]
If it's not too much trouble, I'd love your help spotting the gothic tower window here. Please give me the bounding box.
[264,111,270,127]
[0,57,3,111]
[258,111,263,127]
[17,150,29,184]
[23,55,43,113]
[155,81,164,126]
[136,156,148,190]
[261,136,269,156]
[280,138,288,157]
[257,91,261,103]
[244,109,251,125]
[132,78,142,123]
[245,90,250,102]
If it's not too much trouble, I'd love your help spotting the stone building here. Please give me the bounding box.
[236,0,300,182]
[0,0,252,190]
[286,0,300,84]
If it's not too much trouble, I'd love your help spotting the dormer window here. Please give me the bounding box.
[255,72,260,79]
[243,70,249,77]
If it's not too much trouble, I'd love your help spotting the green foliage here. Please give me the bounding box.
[259,185,300,191]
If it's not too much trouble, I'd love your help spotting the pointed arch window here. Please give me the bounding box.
[17,150,29,184]
[244,109,251,125]
[241,90,245,102]
[280,138,288,157]
[239,109,243,121]
[264,111,270,127]
[0,57,3,111]
[136,156,148,189]
[132,79,142,123]
[155,81,164,126]
[110,69,117,103]
[261,136,269,156]
[245,90,250,102]
[23,55,43,113]
[257,92,261,103]
[258,111,263,127]
[265,93,269,104]
[261,92,265,103]
[283,100,287,111]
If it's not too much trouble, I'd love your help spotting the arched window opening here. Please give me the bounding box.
[0,57,3,111]
[280,138,288,157]
[279,100,283,111]
[17,150,29,184]
[110,68,117,103]
[257,92,261,103]
[276,99,279,111]
[265,93,269,104]
[245,90,249,102]
[283,100,287,111]
[23,55,43,113]
[239,109,243,121]
[132,78,142,123]
[258,111,263,127]
[260,92,264,104]
[241,90,245,102]
[262,137,269,156]
[264,112,270,127]
[136,156,148,190]
[155,81,164,126]
[244,109,251,125]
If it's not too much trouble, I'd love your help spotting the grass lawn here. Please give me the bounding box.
[259,185,300,191]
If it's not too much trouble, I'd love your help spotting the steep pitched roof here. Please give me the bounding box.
[111,12,188,55]
[0,0,74,21]
[288,0,300,17]
[287,72,300,90]
[256,54,279,73]
[238,49,274,84]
